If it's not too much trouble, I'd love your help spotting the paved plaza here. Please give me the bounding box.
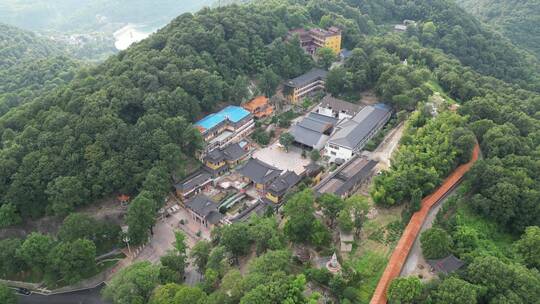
[253,142,310,174]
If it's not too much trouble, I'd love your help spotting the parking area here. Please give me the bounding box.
[253,141,310,174]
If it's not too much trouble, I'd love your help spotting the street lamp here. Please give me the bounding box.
[121,226,132,257]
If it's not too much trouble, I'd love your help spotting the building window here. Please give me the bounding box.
[331,151,336,155]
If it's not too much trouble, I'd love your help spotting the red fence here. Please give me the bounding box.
[370,144,480,304]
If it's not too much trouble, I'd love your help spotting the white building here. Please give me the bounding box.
[317,95,362,120]
[325,104,392,162]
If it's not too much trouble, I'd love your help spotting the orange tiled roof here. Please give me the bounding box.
[254,106,274,118]
[117,194,130,202]
[243,96,269,112]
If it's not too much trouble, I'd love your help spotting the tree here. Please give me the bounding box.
[0,203,21,228]
[420,228,452,259]
[126,193,156,245]
[279,133,295,152]
[103,262,160,304]
[249,216,285,254]
[149,283,183,304]
[387,277,423,304]
[452,127,476,164]
[16,232,55,273]
[338,209,354,233]
[219,269,246,303]
[452,225,479,256]
[326,67,350,95]
[409,188,422,213]
[206,246,227,276]
[159,252,186,284]
[57,213,120,253]
[47,239,97,284]
[429,277,478,304]
[310,150,320,162]
[0,284,17,304]
[514,226,540,269]
[259,68,280,97]
[174,231,188,256]
[318,193,345,227]
[240,274,312,304]
[45,176,88,216]
[283,190,316,243]
[0,238,24,278]
[316,47,336,69]
[466,255,540,303]
[190,240,212,272]
[173,285,207,304]
[219,223,252,259]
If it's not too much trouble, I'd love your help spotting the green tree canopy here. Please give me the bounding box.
[514,226,540,269]
[420,228,452,259]
[103,262,160,304]
[387,277,423,304]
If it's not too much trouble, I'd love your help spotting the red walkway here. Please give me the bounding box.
[370,144,480,304]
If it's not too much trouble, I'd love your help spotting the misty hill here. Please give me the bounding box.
[0,0,214,33]
[455,0,540,58]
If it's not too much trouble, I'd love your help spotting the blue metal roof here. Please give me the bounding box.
[195,106,250,131]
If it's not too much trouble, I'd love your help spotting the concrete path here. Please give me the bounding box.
[399,188,456,277]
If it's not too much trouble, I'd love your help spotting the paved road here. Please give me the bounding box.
[18,284,110,304]
[400,188,457,277]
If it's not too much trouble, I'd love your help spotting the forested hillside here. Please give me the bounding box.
[0,23,79,116]
[346,0,540,92]
[455,0,540,58]
[0,0,370,219]
[0,0,538,302]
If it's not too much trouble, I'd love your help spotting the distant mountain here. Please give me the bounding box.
[455,0,540,58]
[0,0,215,60]
[0,0,214,33]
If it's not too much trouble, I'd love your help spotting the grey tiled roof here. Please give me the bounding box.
[205,142,248,163]
[237,158,282,185]
[222,142,248,161]
[231,199,271,223]
[175,170,212,193]
[315,156,378,197]
[290,124,329,149]
[319,95,361,116]
[268,171,302,195]
[427,255,465,274]
[285,68,328,88]
[290,112,338,149]
[328,104,391,149]
[185,194,223,224]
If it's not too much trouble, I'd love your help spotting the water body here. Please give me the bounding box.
[113,24,152,50]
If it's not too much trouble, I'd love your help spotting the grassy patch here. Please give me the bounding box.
[426,80,457,104]
[351,251,388,303]
[454,198,516,258]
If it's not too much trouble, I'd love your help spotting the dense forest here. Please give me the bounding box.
[0,23,80,116]
[456,0,540,58]
[346,0,540,92]
[0,0,539,302]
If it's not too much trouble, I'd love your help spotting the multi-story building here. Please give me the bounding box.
[317,95,362,120]
[203,140,250,176]
[242,96,274,119]
[284,68,328,103]
[325,104,392,162]
[195,105,254,154]
[264,171,302,204]
[288,26,342,55]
